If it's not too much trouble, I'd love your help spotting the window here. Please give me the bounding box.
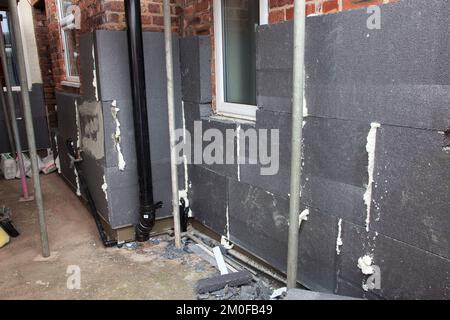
[0,11,19,86]
[57,0,79,84]
[214,0,268,120]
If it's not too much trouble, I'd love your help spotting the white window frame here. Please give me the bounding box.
[57,0,80,84]
[213,0,268,121]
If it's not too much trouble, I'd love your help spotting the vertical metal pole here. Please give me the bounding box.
[287,0,306,289]
[0,17,30,201]
[163,0,181,249]
[8,0,50,257]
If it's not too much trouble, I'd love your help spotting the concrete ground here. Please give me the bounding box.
[0,173,215,299]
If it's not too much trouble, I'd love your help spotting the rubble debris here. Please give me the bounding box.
[197,293,210,300]
[195,270,253,294]
[117,234,275,300]
[270,287,287,300]
[212,285,239,300]
[240,285,258,300]
[284,288,359,300]
[162,242,186,260]
[183,245,194,254]
[148,238,160,245]
[124,242,138,250]
[198,281,272,300]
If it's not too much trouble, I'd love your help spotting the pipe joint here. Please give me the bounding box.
[135,201,162,242]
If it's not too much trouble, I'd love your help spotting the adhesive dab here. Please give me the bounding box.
[236,123,241,181]
[357,255,374,275]
[178,102,191,215]
[101,175,108,200]
[364,122,380,232]
[298,208,310,227]
[111,100,126,171]
[92,45,99,101]
[336,218,343,255]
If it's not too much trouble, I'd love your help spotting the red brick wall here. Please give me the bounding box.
[44,0,72,92]
[101,0,182,32]
[180,0,211,36]
[40,0,182,93]
[32,4,58,128]
[37,0,401,99]
[268,0,399,24]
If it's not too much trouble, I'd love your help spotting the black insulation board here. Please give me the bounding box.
[188,165,228,235]
[338,220,450,300]
[0,84,49,153]
[54,91,85,199]
[371,125,450,259]
[86,31,185,224]
[79,32,97,102]
[179,36,212,104]
[240,109,291,197]
[256,0,450,130]
[184,0,450,299]
[54,30,185,228]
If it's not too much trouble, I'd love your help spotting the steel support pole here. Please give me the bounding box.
[286,0,306,289]
[0,17,31,201]
[163,0,181,249]
[8,0,49,257]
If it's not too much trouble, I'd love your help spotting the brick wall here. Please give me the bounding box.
[180,0,211,36]
[268,0,399,24]
[101,0,182,32]
[37,0,402,100]
[32,4,58,128]
[40,0,182,93]
[44,0,70,92]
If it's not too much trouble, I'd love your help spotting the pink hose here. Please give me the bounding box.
[16,152,29,199]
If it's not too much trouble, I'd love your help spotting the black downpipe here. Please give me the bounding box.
[125,0,162,242]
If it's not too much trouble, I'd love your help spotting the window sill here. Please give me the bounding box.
[61,81,81,88]
[215,102,257,122]
[208,113,256,126]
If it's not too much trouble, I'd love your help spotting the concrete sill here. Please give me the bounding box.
[207,113,256,126]
[61,81,81,88]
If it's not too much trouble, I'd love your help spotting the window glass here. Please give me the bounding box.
[57,0,79,79]
[64,29,78,77]
[59,0,73,18]
[0,11,19,86]
[222,0,259,105]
